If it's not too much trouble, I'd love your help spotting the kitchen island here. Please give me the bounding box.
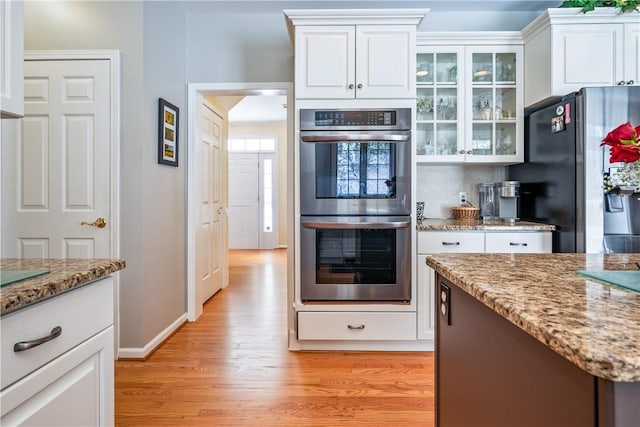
[426,253,640,427]
[1,258,125,426]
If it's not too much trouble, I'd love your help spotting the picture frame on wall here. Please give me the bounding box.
[158,98,179,167]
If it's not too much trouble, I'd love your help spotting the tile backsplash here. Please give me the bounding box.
[416,164,506,219]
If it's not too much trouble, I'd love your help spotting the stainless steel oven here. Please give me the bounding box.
[299,108,412,216]
[300,216,411,302]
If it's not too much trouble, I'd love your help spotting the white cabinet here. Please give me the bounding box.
[485,231,551,253]
[0,0,24,118]
[1,277,115,426]
[285,9,426,100]
[416,230,551,340]
[297,311,417,341]
[294,25,416,99]
[625,21,640,85]
[523,8,640,106]
[416,34,524,164]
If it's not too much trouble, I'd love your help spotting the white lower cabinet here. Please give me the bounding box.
[485,231,551,253]
[297,311,417,341]
[417,230,551,341]
[0,277,115,426]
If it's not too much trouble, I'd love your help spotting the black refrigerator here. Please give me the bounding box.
[508,86,640,253]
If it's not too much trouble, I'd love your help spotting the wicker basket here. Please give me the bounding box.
[451,206,480,221]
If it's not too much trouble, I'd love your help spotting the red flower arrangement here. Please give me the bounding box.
[600,121,640,163]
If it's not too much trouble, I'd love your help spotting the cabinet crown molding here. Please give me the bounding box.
[284,8,429,34]
[522,7,640,41]
[417,31,523,45]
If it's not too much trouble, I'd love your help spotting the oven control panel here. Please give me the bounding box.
[314,110,396,127]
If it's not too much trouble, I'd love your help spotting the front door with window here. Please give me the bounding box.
[227,137,278,249]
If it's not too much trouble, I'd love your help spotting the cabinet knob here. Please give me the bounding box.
[617,80,626,85]
[459,150,465,154]
[628,80,635,85]
[466,150,472,155]
[357,83,363,89]
[348,84,354,89]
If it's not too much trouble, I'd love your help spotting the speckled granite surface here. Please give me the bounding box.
[0,258,125,316]
[417,218,556,231]
[426,253,640,382]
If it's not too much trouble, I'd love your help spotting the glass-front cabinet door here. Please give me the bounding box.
[416,44,523,164]
[415,46,464,162]
[465,46,523,163]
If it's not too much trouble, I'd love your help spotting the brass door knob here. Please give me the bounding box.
[81,217,107,228]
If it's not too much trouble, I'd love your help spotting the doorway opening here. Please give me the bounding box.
[186,83,293,321]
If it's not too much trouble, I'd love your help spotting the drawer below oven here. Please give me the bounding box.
[297,311,416,341]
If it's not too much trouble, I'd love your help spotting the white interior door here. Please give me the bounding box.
[2,59,111,258]
[228,153,259,249]
[195,99,224,305]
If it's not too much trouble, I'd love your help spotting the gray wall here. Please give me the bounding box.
[23,0,187,349]
[186,12,293,83]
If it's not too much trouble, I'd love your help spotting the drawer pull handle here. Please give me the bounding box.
[509,242,528,246]
[347,324,365,330]
[14,326,62,352]
[442,241,460,246]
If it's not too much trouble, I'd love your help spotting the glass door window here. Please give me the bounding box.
[470,51,518,158]
[416,49,462,159]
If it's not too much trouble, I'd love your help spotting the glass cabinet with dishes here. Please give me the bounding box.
[416,46,464,161]
[466,46,522,163]
[415,40,523,164]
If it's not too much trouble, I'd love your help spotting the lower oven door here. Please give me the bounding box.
[300,216,411,302]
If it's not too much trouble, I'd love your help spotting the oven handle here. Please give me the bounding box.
[301,218,410,230]
[300,132,410,143]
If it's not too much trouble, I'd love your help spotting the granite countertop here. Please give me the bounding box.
[417,218,556,231]
[0,258,126,316]
[426,253,640,382]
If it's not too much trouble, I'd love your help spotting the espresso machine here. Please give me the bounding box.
[495,181,519,223]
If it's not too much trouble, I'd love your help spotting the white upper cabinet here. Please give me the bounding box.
[523,8,640,107]
[625,21,640,85]
[0,0,24,118]
[285,9,427,100]
[415,34,524,164]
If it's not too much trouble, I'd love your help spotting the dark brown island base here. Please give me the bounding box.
[426,253,640,427]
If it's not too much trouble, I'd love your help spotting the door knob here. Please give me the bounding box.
[357,83,363,89]
[348,84,355,89]
[217,207,223,215]
[81,217,107,228]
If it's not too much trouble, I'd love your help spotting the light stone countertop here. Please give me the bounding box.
[426,253,640,382]
[417,218,556,231]
[1,258,126,316]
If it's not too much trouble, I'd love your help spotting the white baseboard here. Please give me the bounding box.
[278,244,287,249]
[118,313,188,359]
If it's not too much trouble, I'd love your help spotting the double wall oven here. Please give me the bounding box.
[299,108,412,302]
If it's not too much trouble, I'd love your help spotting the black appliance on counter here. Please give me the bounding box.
[508,86,640,253]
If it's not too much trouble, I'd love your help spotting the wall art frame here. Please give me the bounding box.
[158,98,179,167]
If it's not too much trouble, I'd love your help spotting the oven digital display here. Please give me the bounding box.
[314,111,396,126]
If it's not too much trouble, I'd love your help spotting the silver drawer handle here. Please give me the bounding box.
[442,241,460,246]
[509,242,528,246]
[14,326,62,352]
[347,324,365,330]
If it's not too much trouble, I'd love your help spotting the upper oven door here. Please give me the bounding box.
[300,130,411,216]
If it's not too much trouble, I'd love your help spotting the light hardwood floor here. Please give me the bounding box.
[115,249,434,426]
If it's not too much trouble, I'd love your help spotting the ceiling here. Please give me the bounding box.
[180,1,563,14]
[228,95,288,123]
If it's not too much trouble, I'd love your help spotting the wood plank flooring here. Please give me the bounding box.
[115,249,434,426]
